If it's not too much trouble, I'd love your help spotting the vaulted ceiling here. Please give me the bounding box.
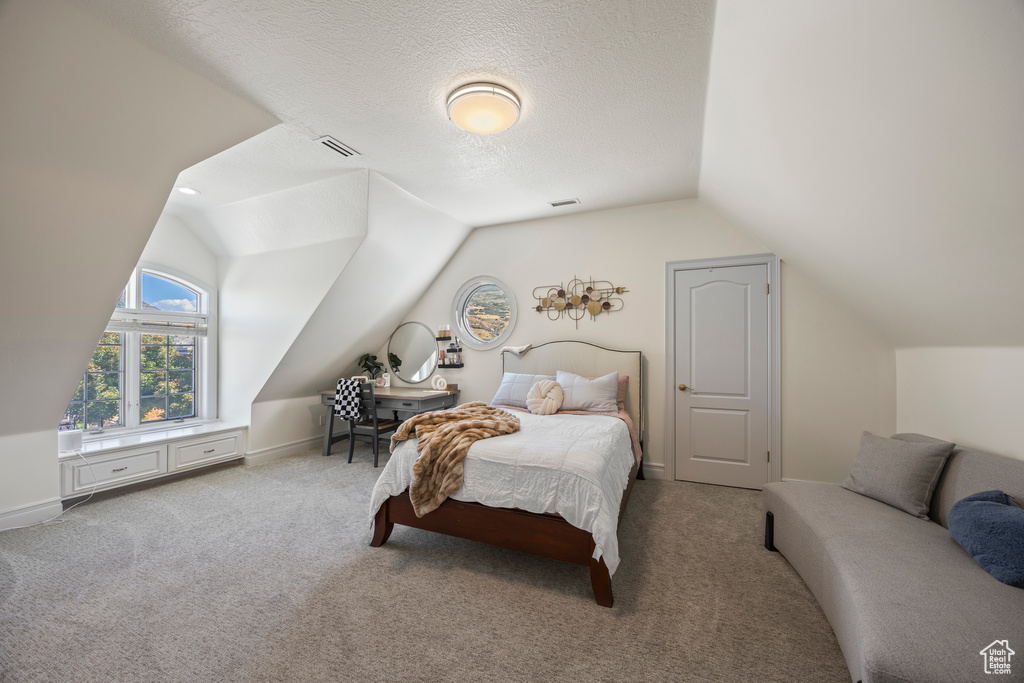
[66,0,1024,348]
[71,0,713,229]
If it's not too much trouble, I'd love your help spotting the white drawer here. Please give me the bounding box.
[170,432,242,471]
[61,445,168,497]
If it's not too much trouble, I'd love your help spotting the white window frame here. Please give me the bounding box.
[73,264,218,440]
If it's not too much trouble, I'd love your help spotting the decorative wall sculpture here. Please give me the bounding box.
[532,277,628,328]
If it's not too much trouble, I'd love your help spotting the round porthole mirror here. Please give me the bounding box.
[452,276,517,350]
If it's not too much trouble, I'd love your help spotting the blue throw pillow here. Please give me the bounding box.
[948,490,1024,588]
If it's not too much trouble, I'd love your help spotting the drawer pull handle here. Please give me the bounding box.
[203,449,215,453]
[111,466,128,472]
[402,402,413,407]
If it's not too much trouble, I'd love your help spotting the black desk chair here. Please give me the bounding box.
[347,382,401,467]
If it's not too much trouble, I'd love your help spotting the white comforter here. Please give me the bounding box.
[368,411,635,574]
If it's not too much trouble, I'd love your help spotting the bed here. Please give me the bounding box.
[368,340,644,607]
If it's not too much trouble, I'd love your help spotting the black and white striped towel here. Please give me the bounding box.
[334,378,362,420]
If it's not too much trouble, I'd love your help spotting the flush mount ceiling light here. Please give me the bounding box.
[175,186,200,195]
[446,82,520,134]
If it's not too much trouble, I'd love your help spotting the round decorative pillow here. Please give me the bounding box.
[526,380,563,415]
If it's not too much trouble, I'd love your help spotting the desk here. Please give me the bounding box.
[319,387,460,457]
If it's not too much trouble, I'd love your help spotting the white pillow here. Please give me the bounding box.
[491,372,555,408]
[556,371,619,412]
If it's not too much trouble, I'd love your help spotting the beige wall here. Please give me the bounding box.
[0,0,275,517]
[781,264,897,482]
[897,347,1024,461]
[701,0,1024,347]
[397,199,897,481]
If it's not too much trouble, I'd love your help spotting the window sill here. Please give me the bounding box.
[61,421,248,459]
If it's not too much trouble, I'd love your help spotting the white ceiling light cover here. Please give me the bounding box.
[446,83,520,134]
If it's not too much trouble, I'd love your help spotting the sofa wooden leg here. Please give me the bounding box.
[765,511,777,552]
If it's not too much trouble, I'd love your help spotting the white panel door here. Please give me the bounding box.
[674,264,769,489]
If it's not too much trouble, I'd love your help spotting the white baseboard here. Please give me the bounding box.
[0,497,63,532]
[642,461,666,479]
[244,436,321,465]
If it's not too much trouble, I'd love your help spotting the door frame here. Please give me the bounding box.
[664,254,781,484]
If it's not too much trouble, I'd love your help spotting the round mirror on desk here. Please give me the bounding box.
[387,321,438,384]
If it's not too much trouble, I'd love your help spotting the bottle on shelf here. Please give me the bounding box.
[441,338,463,367]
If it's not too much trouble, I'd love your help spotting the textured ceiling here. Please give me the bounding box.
[72,0,714,228]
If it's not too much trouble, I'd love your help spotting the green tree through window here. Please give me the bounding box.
[141,334,195,423]
[60,267,210,434]
[61,332,123,430]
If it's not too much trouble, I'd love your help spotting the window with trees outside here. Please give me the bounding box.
[60,268,212,433]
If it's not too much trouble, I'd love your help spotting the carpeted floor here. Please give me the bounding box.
[0,445,848,682]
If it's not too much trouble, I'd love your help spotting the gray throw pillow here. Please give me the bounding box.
[491,372,555,409]
[842,431,955,519]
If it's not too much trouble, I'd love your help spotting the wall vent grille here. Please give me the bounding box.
[315,135,359,157]
[548,198,580,208]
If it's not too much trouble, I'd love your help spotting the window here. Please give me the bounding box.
[452,276,517,350]
[62,332,124,431]
[60,267,214,434]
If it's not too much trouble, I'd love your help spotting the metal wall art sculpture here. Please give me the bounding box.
[532,277,628,328]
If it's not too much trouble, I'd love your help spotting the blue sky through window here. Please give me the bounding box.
[141,273,198,312]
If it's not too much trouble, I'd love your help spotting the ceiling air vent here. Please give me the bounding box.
[315,135,359,157]
[548,198,581,208]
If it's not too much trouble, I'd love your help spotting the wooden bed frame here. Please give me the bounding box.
[370,340,644,607]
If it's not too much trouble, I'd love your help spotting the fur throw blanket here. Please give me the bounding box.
[390,402,520,517]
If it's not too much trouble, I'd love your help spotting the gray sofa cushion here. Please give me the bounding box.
[890,433,1024,527]
[842,431,954,519]
[764,481,1024,683]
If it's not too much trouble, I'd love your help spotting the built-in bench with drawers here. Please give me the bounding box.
[60,423,247,503]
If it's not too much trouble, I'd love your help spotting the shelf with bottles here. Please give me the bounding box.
[438,338,464,369]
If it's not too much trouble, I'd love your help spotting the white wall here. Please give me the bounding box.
[897,347,1024,461]
[398,199,896,481]
[248,397,327,459]
[141,213,218,288]
[197,170,370,258]
[700,0,1024,347]
[214,171,370,429]
[0,0,275,517]
[219,237,364,427]
[249,173,471,452]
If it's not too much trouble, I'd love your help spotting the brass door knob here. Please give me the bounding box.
[678,383,690,391]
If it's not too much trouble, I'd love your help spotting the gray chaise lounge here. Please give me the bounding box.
[763,434,1024,683]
